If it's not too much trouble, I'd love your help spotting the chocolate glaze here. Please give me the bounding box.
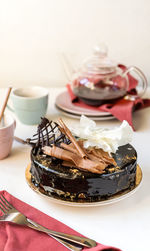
[30,144,137,202]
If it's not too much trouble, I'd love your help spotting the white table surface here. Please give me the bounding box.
[0,87,150,251]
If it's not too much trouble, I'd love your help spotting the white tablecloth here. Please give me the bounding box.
[0,87,150,251]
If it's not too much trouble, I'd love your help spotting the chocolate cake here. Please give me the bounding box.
[28,118,137,203]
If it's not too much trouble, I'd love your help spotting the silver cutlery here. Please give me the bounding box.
[52,236,82,251]
[0,195,96,249]
[0,195,82,251]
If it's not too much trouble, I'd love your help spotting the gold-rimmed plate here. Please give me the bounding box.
[25,164,142,207]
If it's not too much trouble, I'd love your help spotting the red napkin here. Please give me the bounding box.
[66,65,150,129]
[0,191,121,251]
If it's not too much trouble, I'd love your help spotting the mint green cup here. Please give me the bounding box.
[8,87,49,125]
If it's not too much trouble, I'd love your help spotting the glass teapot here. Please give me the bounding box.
[72,44,148,106]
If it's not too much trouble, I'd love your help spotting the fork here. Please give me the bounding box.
[0,195,83,251]
[0,195,96,249]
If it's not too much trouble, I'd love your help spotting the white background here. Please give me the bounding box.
[0,0,150,88]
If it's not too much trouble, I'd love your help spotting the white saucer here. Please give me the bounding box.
[55,105,115,121]
[55,92,111,117]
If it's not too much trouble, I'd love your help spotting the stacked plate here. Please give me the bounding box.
[55,92,115,120]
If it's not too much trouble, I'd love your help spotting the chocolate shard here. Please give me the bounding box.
[25,117,70,147]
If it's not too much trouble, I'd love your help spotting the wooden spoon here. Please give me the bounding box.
[0,87,12,123]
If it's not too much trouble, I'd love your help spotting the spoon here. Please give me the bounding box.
[0,87,12,124]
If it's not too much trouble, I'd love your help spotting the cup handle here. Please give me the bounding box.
[123,66,148,99]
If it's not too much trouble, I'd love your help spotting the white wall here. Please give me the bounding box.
[0,0,150,88]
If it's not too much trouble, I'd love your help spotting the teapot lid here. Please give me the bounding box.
[82,44,117,75]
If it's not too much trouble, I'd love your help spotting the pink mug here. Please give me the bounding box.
[0,114,16,160]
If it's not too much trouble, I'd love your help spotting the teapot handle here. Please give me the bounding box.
[123,66,148,99]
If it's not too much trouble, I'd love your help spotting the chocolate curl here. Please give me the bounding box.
[60,142,78,154]
[87,148,117,166]
[62,161,76,168]
[60,143,113,167]
[42,145,105,174]
[59,118,86,159]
